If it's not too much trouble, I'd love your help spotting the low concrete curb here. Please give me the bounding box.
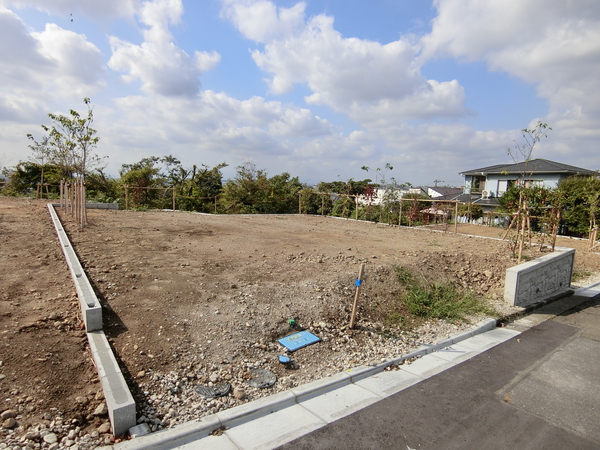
[47,204,102,331]
[47,204,136,436]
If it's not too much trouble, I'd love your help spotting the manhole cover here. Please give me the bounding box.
[194,383,231,398]
[247,368,277,388]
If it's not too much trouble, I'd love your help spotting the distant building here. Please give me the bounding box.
[459,158,596,198]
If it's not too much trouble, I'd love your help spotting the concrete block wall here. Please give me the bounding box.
[88,331,137,436]
[504,248,575,307]
[47,204,103,331]
[51,203,119,210]
[47,204,136,436]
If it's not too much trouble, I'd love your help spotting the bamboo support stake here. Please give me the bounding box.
[454,201,458,233]
[71,184,75,218]
[502,215,517,240]
[398,201,403,226]
[349,263,365,330]
[172,188,176,211]
[298,192,302,214]
[214,196,217,213]
[125,186,129,211]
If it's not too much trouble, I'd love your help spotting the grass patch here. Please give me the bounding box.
[572,268,593,282]
[393,267,495,323]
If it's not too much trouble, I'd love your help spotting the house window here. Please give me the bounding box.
[471,175,486,192]
[498,179,517,195]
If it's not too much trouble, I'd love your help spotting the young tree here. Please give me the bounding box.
[27,98,102,182]
[506,122,552,262]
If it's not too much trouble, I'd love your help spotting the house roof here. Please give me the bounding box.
[427,186,463,197]
[459,158,596,177]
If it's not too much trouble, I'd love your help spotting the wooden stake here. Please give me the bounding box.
[454,201,458,233]
[398,201,403,226]
[125,186,129,211]
[349,263,365,329]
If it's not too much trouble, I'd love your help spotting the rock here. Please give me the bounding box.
[137,371,146,378]
[43,432,58,444]
[98,422,111,434]
[2,417,16,429]
[75,396,89,406]
[93,403,108,416]
[0,409,16,420]
[233,388,245,400]
[95,390,105,401]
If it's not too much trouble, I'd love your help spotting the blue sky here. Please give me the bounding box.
[1,0,598,186]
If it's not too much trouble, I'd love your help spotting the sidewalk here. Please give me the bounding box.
[108,284,600,450]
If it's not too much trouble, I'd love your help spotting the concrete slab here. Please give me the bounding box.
[429,343,480,364]
[290,371,351,401]
[399,354,455,378]
[216,390,296,429]
[354,369,421,398]
[457,328,520,352]
[298,383,381,423]
[176,434,239,450]
[224,404,325,450]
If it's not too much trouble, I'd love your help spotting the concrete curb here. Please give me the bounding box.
[46,204,102,331]
[47,204,136,436]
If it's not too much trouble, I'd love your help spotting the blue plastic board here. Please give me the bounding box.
[278,330,321,352]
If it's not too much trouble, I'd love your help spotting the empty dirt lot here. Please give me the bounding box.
[1,197,598,443]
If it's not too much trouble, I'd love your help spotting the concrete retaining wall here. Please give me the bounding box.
[504,248,575,307]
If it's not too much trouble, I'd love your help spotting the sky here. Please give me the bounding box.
[0,0,599,187]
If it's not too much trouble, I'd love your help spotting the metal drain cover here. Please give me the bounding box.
[194,382,231,398]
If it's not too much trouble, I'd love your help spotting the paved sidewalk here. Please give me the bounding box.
[109,285,600,450]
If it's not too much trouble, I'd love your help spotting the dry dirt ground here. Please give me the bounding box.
[1,197,599,445]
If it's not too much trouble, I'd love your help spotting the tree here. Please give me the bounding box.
[505,122,552,262]
[555,175,600,237]
[220,163,302,214]
[27,98,102,183]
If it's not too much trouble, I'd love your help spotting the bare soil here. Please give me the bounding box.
[1,197,599,439]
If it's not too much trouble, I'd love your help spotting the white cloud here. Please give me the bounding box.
[421,0,600,163]
[108,0,220,97]
[0,7,105,122]
[220,0,306,43]
[222,0,468,125]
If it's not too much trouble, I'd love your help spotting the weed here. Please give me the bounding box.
[572,269,593,282]
[393,266,495,322]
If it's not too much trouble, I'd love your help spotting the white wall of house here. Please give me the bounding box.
[464,173,566,197]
